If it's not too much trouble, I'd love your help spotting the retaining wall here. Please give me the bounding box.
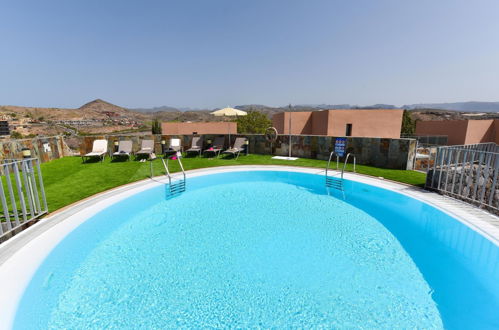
[0,136,67,163]
[79,134,416,170]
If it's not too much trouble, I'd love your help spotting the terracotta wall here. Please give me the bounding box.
[162,122,237,135]
[327,109,403,138]
[465,120,495,144]
[416,120,497,145]
[416,120,468,145]
[272,109,403,138]
[311,111,329,135]
[272,112,314,135]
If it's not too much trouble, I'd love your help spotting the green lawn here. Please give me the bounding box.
[39,154,426,212]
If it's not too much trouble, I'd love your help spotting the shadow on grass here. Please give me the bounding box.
[110,157,131,163]
[81,157,104,164]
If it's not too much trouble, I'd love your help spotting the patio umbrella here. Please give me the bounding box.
[210,107,247,144]
[211,107,248,117]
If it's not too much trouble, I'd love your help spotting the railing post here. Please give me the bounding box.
[3,164,20,226]
[0,170,11,233]
[488,154,499,208]
[18,161,34,219]
[36,159,48,213]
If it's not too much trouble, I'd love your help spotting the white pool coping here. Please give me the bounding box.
[0,165,498,329]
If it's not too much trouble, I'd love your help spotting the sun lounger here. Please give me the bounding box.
[82,139,108,162]
[203,136,225,158]
[186,136,203,156]
[163,138,182,157]
[222,137,246,159]
[112,141,133,160]
[136,140,155,159]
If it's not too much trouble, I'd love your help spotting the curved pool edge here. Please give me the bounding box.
[0,165,498,330]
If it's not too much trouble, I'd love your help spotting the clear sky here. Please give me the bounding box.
[1,0,498,109]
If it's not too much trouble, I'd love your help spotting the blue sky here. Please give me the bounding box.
[1,0,498,109]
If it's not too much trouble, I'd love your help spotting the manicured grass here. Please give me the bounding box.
[39,154,426,212]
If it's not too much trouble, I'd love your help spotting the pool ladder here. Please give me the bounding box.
[162,156,186,196]
[325,152,356,191]
[149,154,186,196]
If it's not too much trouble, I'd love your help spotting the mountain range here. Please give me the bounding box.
[131,101,499,113]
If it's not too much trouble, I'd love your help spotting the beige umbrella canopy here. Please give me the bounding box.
[210,107,247,116]
[210,107,247,144]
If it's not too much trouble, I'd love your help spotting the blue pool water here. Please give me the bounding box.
[14,171,499,329]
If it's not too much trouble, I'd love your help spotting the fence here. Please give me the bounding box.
[425,143,499,213]
[0,158,48,243]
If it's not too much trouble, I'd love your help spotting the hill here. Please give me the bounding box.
[403,101,499,112]
[0,99,148,137]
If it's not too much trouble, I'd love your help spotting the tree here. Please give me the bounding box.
[400,110,415,136]
[10,131,23,139]
[151,118,162,134]
[236,111,272,134]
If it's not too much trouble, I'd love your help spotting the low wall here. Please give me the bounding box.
[0,136,67,163]
[249,135,415,170]
[79,134,416,170]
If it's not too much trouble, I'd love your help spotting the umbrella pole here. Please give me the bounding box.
[288,105,292,158]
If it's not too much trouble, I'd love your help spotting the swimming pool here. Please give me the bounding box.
[2,168,499,328]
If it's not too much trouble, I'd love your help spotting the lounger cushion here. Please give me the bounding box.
[85,151,106,156]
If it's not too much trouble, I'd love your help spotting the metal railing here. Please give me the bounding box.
[342,153,356,179]
[426,143,499,213]
[0,158,48,242]
[325,152,356,191]
[149,154,187,196]
[162,157,186,195]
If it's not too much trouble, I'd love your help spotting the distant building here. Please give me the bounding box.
[162,122,237,135]
[416,119,499,145]
[0,121,10,136]
[54,119,99,126]
[272,109,403,138]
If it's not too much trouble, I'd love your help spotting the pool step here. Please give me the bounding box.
[169,179,186,195]
[325,176,343,191]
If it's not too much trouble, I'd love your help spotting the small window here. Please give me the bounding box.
[345,124,352,136]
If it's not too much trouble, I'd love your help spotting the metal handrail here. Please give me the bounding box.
[326,151,339,177]
[163,156,186,185]
[341,153,356,179]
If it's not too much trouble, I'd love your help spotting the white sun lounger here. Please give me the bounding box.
[83,139,108,162]
[112,141,133,161]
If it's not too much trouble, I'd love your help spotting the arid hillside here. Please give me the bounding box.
[0,99,149,138]
[409,109,499,121]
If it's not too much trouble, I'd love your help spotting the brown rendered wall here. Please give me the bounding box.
[272,112,314,135]
[272,109,403,138]
[162,122,237,135]
[465,120,495,144]
[416,120,496,145]
[311,111,329,135]
[326,109,403,138]
[416,120,468,145]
